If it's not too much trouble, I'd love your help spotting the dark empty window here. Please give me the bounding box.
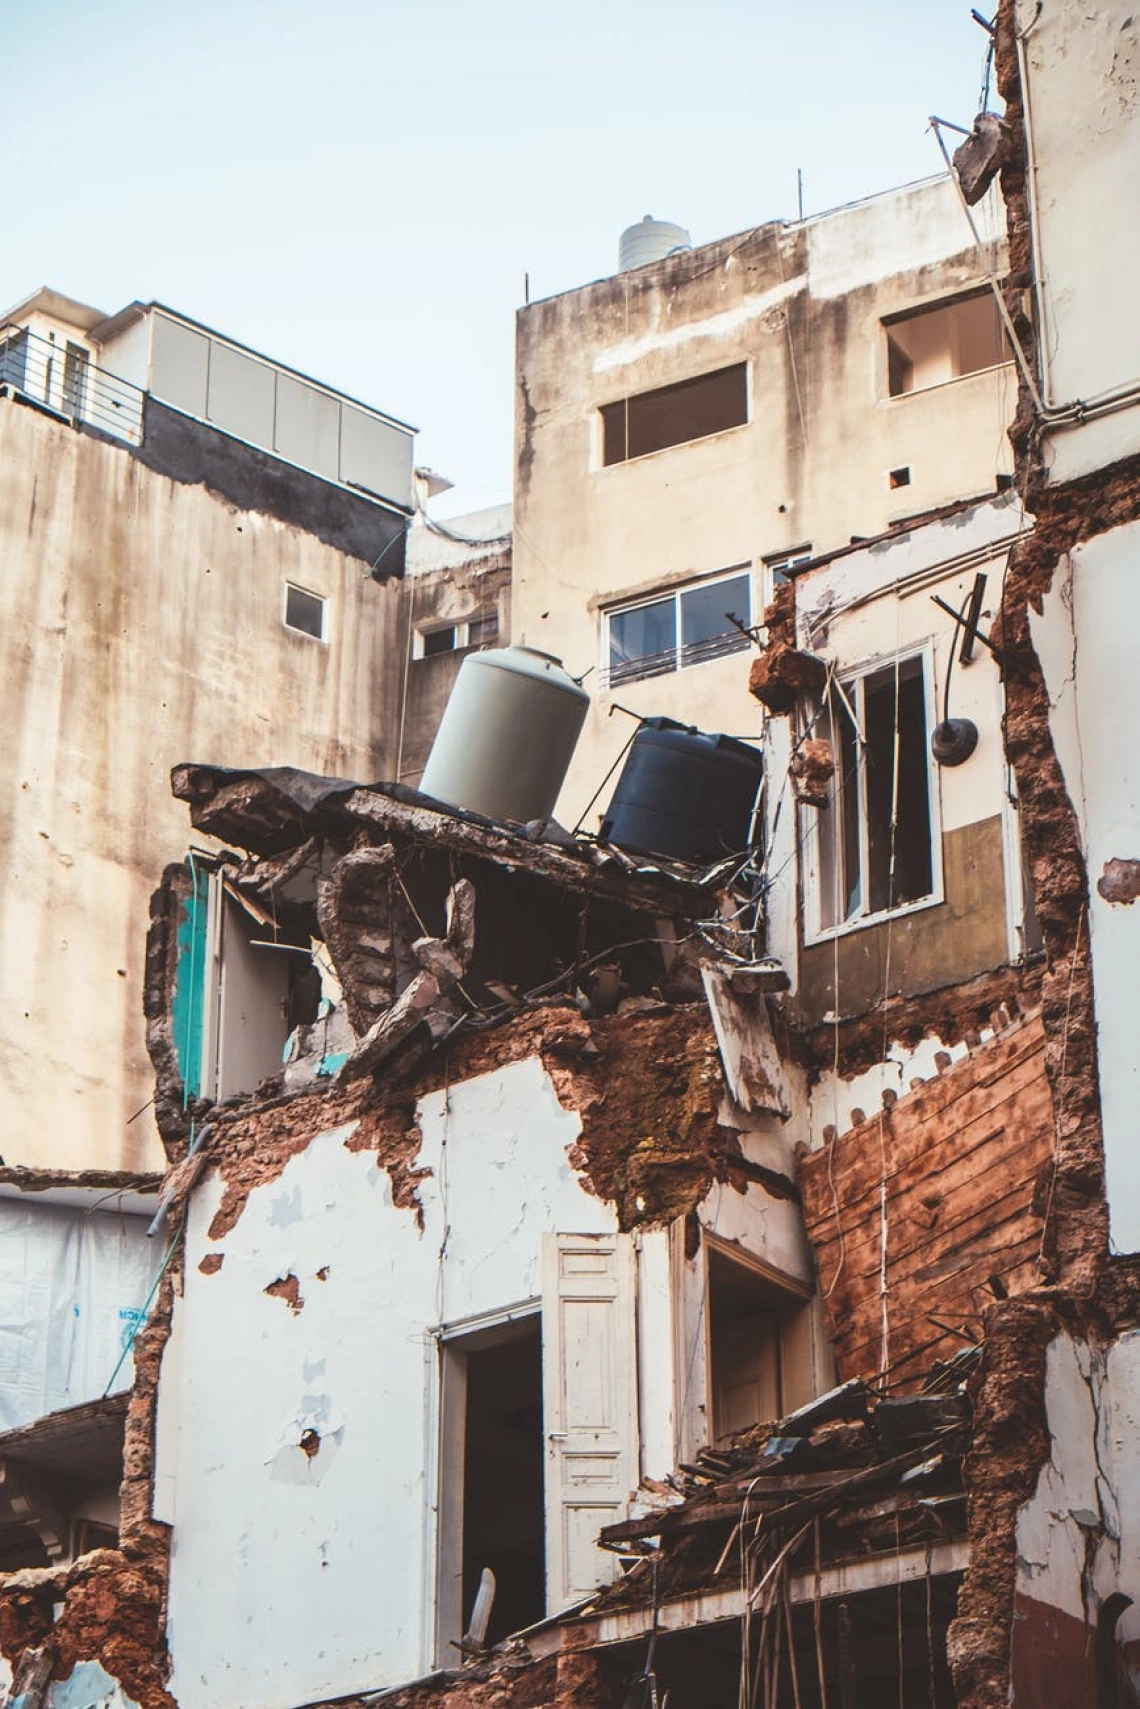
[885,292,1009,397]
[422,625,457,657]
[813,654,935,933]
[601,363,748,466]
[284,584,325,640]
[608,571,751,686]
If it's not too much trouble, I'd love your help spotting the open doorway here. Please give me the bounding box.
[436,1315,545,1660]
[706,1243,812,1443]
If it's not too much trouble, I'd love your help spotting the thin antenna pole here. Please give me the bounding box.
[796,169,804,221]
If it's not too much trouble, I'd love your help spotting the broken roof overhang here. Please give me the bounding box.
[0,1394,128,1489]
[0,1167,162,1217]
[0,1395,128,1565]
[783,489,1022,580]
[170,763,720,917]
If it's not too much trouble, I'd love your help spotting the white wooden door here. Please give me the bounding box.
[541,1233,638,1612]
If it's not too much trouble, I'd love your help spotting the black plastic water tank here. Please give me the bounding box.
[598,719,763,866]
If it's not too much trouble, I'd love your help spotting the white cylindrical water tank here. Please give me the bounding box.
[619,216,692,273]
[419,646,590,824]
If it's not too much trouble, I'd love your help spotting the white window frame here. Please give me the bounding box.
[882,288,1015,401]
[602,565,753,689]
[412,611,499,660]
[282,581,327,642]
[801,642,944,945]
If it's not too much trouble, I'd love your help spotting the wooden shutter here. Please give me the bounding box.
[541,1233,638,1611]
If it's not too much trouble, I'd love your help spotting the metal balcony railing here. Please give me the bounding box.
[602,628,751,690]
[0,324,144,444]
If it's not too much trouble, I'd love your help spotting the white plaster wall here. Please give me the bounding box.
[806,175,1003,302]
[808,1031,978,1152]
[47,1662,141,1709]
[635,1227,675,1481]
[98,315,153,393]
[1015,1331,1140,1654]
[698,1163,813,1291]
[1018,0,1140,420]
[1016,1334,1109,1623]
[1019,0,1140,482]
[1030,521,1140,1252]
[1106,1331,1140,1655]
[156,1059,624,1709]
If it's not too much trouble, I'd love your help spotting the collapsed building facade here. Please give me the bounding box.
[2,0,1140,1703]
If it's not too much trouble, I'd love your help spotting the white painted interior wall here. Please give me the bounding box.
[1017,0,1140,484]
[1029,523,1140,1254]
[155,1061,631,1707]
[1015,1330,1140,1680]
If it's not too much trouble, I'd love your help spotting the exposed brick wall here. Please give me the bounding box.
[799,1014,1055,1383]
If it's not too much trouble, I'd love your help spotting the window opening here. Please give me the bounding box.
[888,466,911,489]
[284,583,326,640]
[422,624,458,657]
[468,612,499,647]
[607,571,751,687]
[885,292,1009,397]
[209,886,319,1101]
[601,363,748,466]
[764,545,813,587]
[707,1246,809,1443]
[813,654,935,934]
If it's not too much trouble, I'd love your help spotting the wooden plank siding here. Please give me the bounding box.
[798,1014,1055,1384]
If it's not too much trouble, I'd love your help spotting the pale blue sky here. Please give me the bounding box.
[6,1,995,513]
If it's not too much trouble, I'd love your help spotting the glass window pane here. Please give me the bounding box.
[285,585,325,639]
[863,657,931,914]
[609,598,676,683]
[681,574,751,645]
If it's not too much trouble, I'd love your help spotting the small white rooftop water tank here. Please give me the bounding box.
[619,216,692,273]
[419,646,589,825]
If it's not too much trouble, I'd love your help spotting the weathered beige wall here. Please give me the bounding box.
[0,400,406,1172]
[513,175,1015,831]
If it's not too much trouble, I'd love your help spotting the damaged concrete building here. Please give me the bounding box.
[3,0,1140,1703]
[0,296,505,1604]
